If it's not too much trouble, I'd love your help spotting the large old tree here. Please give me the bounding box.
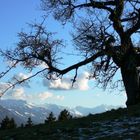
[1,0,140,107]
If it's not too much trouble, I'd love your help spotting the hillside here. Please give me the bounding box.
[1,104,140,140]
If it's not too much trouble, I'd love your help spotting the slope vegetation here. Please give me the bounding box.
[1,104,140,140]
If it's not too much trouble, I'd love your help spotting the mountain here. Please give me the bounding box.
[0,99,81,125]
[0,99,51,125]
[0,104,22,125]
[40,103,66,116]
[74,104,120,116]
[0,99,121,126]
[39,103,83,117]
[40,103,121,117]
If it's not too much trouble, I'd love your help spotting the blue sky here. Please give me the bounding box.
[0,0,126,108]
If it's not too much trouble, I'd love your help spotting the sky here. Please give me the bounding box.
[0,0,127,108]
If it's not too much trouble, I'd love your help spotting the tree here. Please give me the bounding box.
[9,118,17,129]
[58,109,72,121]
[20,123,24,128]
[45,112,56,124]
[1,0,140,107]
[25,117,33,127]
[0,116,17,129]
[0,116,10,129]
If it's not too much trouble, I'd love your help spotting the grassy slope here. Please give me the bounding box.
[1,104,140,140]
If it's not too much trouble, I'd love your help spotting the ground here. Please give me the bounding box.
[1,104,140,139]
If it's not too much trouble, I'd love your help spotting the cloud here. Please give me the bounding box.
[43,77,71,90]
[38,91,65,101]
[6,60,17,67]
[55,95,65,100]
[12,73,32,88]
[7,89,54,101]
[38,92,65,101]
[76,72,89,90]
[0,82,11,97]
[12,88,25,99]
[38,92,53,100]
[0,82,11,91]
[2,84,64,102]
[43,71,90,91]
[0,82,27,99]
[14,73,31,80]
[44,78,71,90]
[1,86,27,100]
[0,79,65,103]
[0,73,32,97]
[39,62,49,69]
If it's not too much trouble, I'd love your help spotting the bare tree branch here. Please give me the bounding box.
[2,0,140,106]
[0,68,48,95]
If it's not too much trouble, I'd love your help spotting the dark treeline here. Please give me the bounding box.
[0,116,17,130]
[0,109,73,130]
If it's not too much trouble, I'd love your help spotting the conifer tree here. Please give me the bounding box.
[0,116,16,129]
[25,117,33,127]
[9,118,17,129]
[20,123,24,128]
[58,109,72,121]
[45,112,56,124]
[0,116,10,129]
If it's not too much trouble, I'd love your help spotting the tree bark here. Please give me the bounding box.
[121,57,140,107]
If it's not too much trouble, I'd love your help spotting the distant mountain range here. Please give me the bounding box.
[0,99,123,126]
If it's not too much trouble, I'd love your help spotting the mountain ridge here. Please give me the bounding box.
[0,99,122,125]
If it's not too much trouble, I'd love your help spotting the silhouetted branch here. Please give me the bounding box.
[0,68,48,95]
[0,61,18,79]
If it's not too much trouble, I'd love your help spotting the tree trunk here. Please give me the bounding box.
[121,64,140,107]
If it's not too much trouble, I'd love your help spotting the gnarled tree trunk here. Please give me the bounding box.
[121,53,140,107]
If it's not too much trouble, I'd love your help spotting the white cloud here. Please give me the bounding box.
[15,73,31,80]
[0,82,11,91]
[39,62,49,68]
[48,78,71,90]
[12,73,32,88]
[0,82,12,97]
[38,92,53,100]
[43,71,90,91]
[2,84,64,102]
[38,92,65,101]
[43,77,71,90]
[55,95,65,100]
[12,88,25,99]
[6,60,17,67]
[1,86,27,100]
[76,72,89,90]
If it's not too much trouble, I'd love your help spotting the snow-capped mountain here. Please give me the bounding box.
[0,104,22,125]
[74,105,120,116]
[0,99,51,125]
[0,99,81,125]
[0,99,122,125]
[40,103,66,116]
[39,103,82,117]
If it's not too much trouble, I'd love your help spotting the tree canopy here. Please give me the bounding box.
[25,117,33,127]
[45,112,56,124]
[58,109,72,121]
[1,0,140,106]
[0,116,17,129]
